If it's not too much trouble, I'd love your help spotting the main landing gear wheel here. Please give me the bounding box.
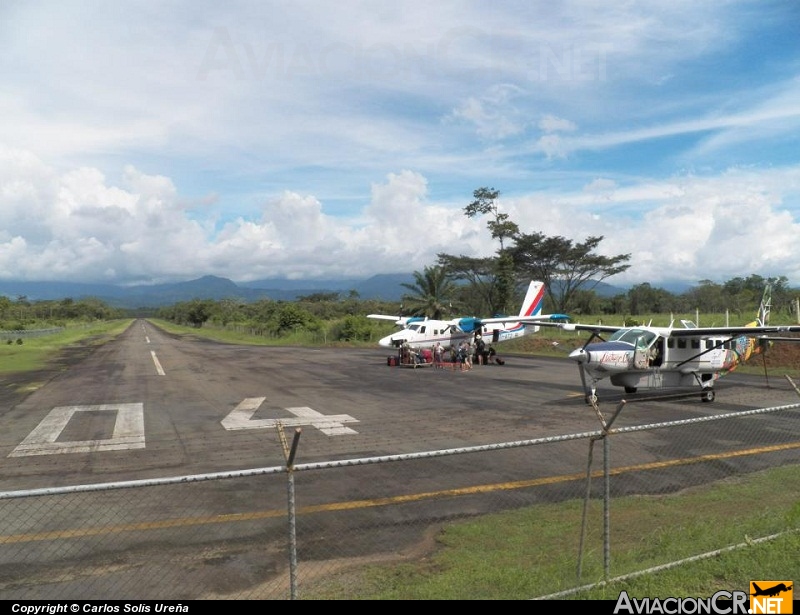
[624,386,638,394]
[701,389,715,403]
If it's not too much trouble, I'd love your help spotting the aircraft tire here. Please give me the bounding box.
[584,394,597,405]
[701,389,715,403]
[624,386,637,394]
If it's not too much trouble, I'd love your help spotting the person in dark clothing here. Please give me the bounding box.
[474,334,486,365]
[488,345,505,365]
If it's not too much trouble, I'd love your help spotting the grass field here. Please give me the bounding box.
[0,319,133,375]
[301,466,800,600]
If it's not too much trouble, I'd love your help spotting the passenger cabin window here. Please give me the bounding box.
[677,339,686,349]
[691,339,700,349]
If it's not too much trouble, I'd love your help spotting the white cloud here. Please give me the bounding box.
[508,167,800,286]
[448,84,529,140]
[539,115,577,133]
[0,1,799,289]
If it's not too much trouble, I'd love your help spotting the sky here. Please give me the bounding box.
[2,1,800,289]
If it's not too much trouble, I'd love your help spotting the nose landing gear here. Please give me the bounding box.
[700,388,715,403]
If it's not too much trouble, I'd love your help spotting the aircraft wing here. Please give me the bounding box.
[666,325,800,338]
[367,314,422,327]
[757,335,800,342]
[521,320,623,334]
[519,321,800,338]
[479,313,570,325]
[367,314,402,322]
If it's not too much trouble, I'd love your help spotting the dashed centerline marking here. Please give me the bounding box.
[150,351,165,376]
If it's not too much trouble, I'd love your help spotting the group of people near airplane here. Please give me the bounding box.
[396,331,506,369]
[428,334,502,370]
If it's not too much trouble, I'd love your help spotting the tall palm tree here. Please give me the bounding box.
[400,266,457,319]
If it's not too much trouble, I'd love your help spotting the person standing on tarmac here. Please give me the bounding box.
[474,334,486,365]
[450,344,459,371]
[461,341,472,370]
[433,342,444,369]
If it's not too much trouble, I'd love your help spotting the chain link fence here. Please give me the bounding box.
[0,398,798,600]
[0,328,63,341]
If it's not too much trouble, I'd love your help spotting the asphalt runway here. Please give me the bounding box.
[2,318,798,482]
[0,319,798,599]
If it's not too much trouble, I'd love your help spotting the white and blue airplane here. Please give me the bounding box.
[368,280,568,351]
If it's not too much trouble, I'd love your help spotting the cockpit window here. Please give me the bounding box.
[609,328,657,347]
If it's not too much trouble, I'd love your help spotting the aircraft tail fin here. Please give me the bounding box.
[726,284,774,374]
[519,281,545,318]
[518,281,545,333]
[757,284,772,327]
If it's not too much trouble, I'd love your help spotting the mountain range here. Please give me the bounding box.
[0,274,676,310]
[0,274,420,308]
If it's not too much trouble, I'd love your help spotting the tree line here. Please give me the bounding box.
[152,274,795,346]
[0,295,124,330]
[3,187,798,340]
[156,187,799,341]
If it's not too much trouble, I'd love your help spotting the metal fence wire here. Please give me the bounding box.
[0,399,798,600]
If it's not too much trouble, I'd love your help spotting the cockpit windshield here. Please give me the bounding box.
[608,328,657,348]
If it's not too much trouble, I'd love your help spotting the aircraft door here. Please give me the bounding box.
[707,338,726,369]
[650,337,664,367]
[492,329,500,343]
[633,334,652,369]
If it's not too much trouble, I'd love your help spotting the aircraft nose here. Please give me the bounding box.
[569,348,590,364]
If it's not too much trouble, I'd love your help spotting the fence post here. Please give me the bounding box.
[278,424,302,600]
[603,435,610,580]
[577,436,598,582]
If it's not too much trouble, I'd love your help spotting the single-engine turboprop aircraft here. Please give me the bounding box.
[527,285,800,404]
[368,280,567,350]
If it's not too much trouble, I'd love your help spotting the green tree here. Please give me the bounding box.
[509,233,631,313]
[400,265,458,319]
[628,283,678,315]
[186,299,214,328]
[464,187,520,314]
[336,315,374,341]
[464,187,519,250]
[683,280,726,314]
[0,296,11,319]
[435,253,498,315]
[271,303,320,335]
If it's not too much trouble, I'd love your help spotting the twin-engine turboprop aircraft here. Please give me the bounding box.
[368,280,568,350]
[527,285,800,403]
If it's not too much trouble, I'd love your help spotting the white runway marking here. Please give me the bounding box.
[222,397,359,435]
[9,403,146,457]
[150,350,165,375]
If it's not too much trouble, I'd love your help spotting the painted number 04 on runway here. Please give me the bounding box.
[8,398,357,458]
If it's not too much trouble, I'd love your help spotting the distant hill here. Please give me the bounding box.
[0,274,642,309]
[0,274,419,308]
[239,273,415,301]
